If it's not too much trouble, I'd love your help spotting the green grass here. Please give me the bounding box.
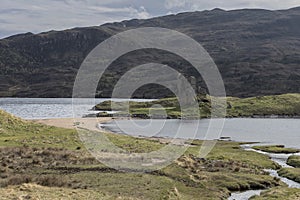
[251,187,300,200]
[252,145,300,154]
[0,109,293,199]
[206,142,281,169]
[227,93,300,117]
[0,183,113,200]
[0,110,82,150]
[278,168,300,183]
[287,155,300,168]
[105,132,164,153]
[94,93,300,119]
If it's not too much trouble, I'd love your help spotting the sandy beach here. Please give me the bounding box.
[31,117,112,132]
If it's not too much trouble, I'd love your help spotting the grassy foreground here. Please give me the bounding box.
[94,93,300,119]
[1,110,299,199]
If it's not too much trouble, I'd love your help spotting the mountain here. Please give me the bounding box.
[0,7,300,98]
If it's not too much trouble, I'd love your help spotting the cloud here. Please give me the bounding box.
[0,0,299,38]
[165,0,187,9]
[133,6,151,19]
[0,0,151,38]
[164,0,300,11]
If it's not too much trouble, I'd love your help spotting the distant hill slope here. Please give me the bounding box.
[0,7,300,98]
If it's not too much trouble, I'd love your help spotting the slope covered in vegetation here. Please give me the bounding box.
[0,109,294,199]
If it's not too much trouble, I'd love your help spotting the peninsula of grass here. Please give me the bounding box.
[94,93,300,119]
[278,168,300,183]
[252,145,300,154]
[287,155,300,168]
[0,109,295,199]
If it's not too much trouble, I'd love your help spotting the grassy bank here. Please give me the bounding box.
[94,93,300,119]
[252,146,300,185]
[278,168,300,183]
[287,155,300,168]
[0,109,299,199]
[278,155,300,184]
[251,187,300,199]
[252,145,300,154]
[0,110,82,149]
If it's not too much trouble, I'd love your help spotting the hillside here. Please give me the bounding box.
[1,7,300,98]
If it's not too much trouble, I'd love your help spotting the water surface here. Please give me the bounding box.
[102,118,300,149]
[0,98,153,119]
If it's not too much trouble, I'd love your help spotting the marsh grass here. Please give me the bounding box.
[251,187,300,200]
[287,155,300,168]
[278,168,300,183]
[0,109,296,199]
[252,145,300,154]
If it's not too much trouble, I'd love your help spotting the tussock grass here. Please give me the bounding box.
[0,109,294,199]
[0,183,111,200]
[278,168,300,183]
[287,155,300,168]
[251,187,300,200]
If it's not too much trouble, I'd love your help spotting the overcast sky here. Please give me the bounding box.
[1,0,300,38]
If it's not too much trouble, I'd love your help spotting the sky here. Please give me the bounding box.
[0,0,300,38]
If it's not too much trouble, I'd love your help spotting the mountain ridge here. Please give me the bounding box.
[0,7,300,98]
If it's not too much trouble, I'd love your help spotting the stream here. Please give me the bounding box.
[228,144,300,200]
[100,118,300,199]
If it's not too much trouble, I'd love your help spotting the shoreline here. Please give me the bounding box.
[93,114,300,120]
[30,117,217,146]
[30,116,294,153]
[30,117,112,131]
[32,117,300,148]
